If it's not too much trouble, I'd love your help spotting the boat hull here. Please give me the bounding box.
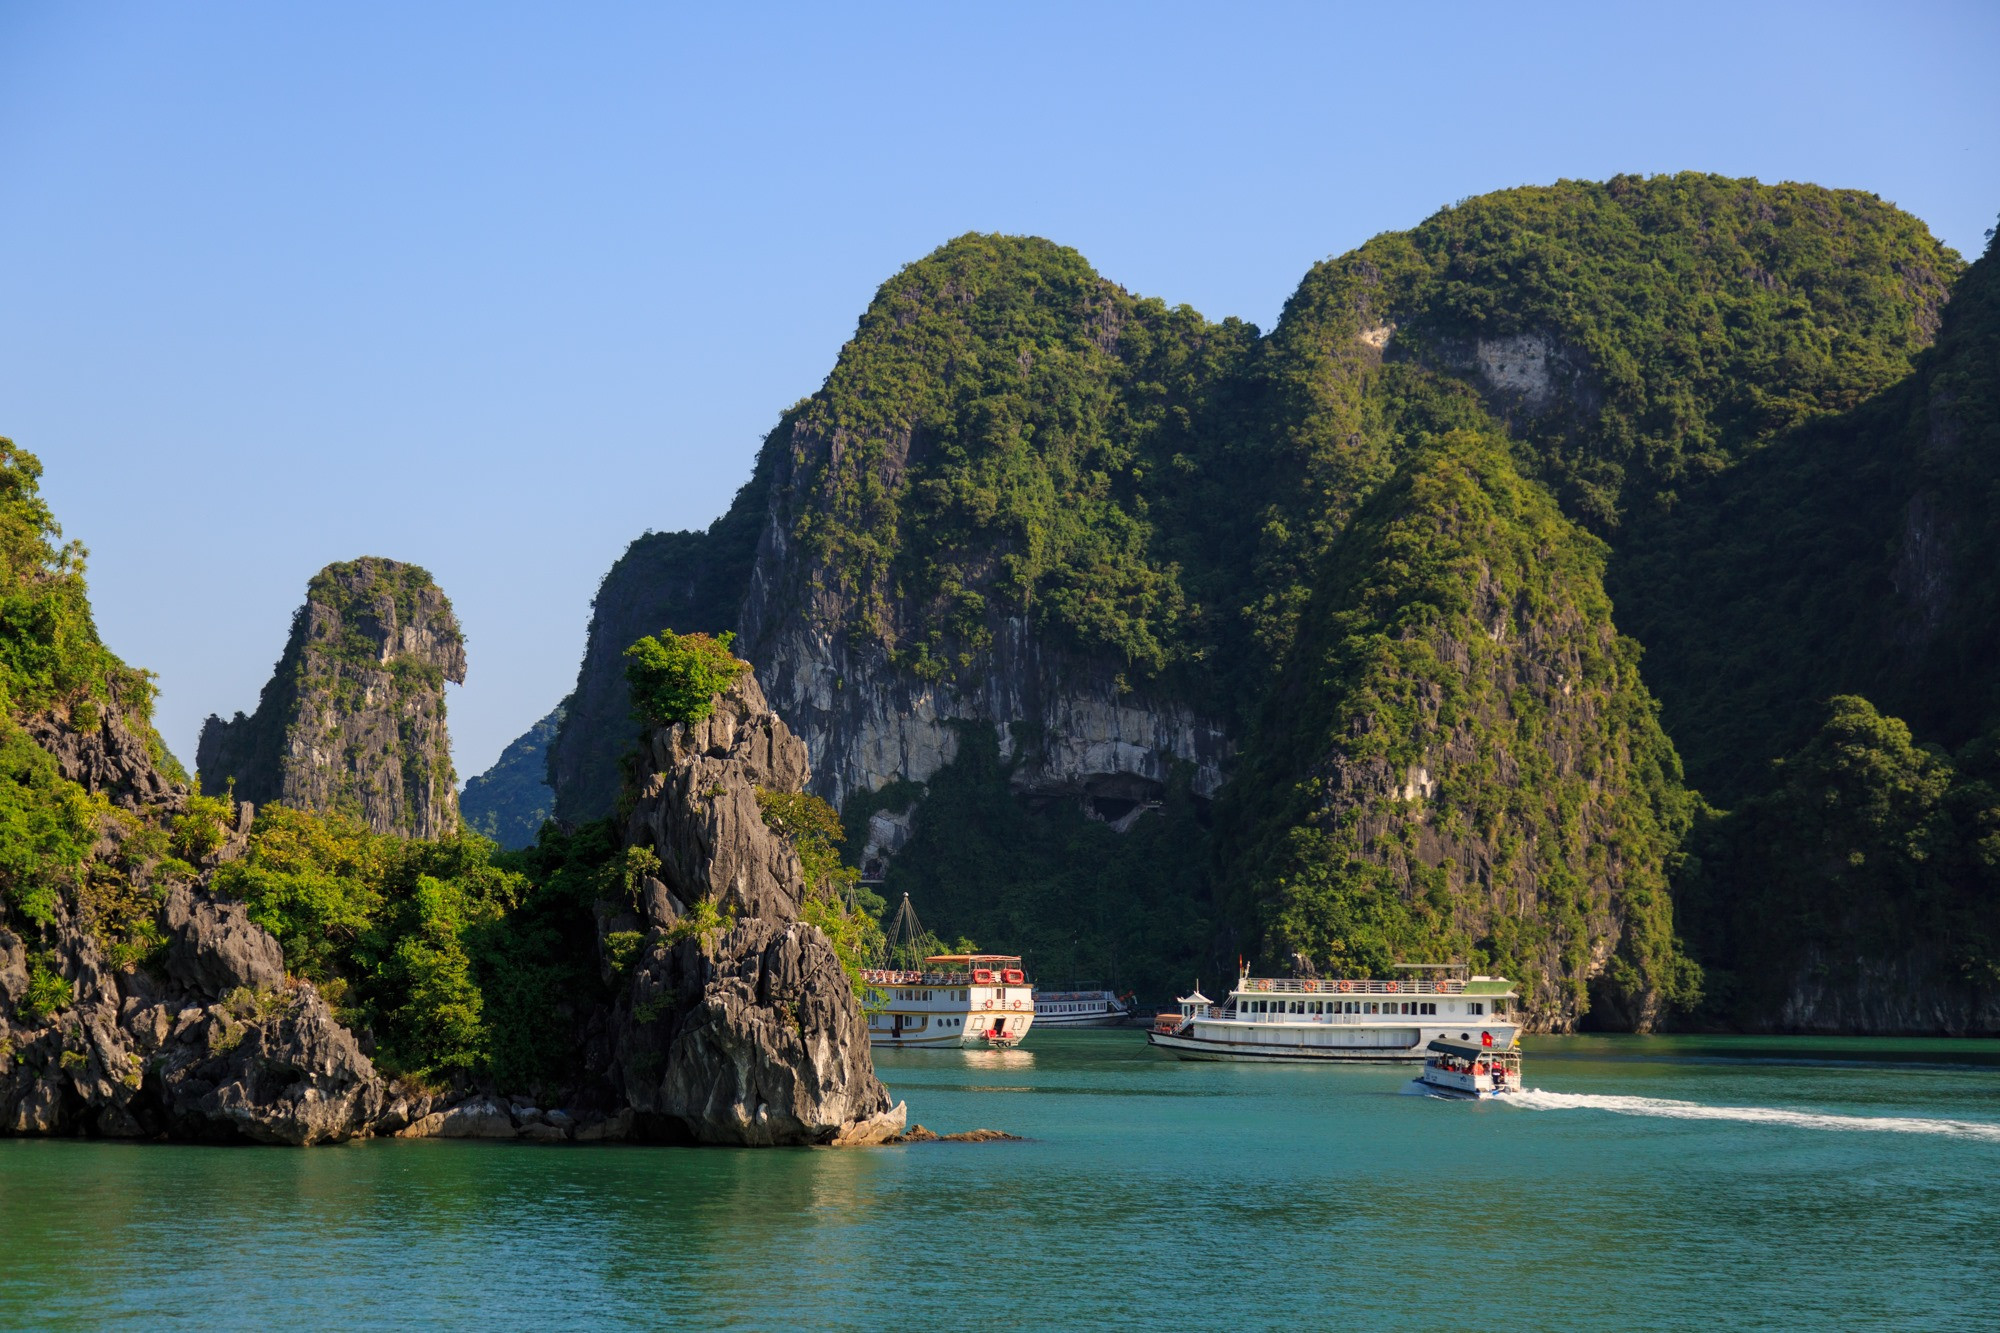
[869,1032,1024,1049]
[1148,1021,1520,1063]
[1148,1030,1423,1062]
[1410,1077,1512,1100]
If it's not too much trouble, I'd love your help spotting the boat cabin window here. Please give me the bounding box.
[1468,1002,1485,1015]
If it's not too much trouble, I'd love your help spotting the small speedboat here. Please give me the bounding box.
[1412,1037,1521,1099]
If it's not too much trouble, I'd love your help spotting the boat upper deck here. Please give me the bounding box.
[862,955,1030,988]
[1230,974,1517,998]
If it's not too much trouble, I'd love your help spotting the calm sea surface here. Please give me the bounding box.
[3,1031,1998,1330]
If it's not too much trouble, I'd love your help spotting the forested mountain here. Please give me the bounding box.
[460,705,562,849]
[503,174,1994,1030]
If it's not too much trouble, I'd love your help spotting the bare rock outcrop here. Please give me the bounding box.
[616,918,903,1146]
[1,885,389,1145]
[162,882,285,996]
[624,673,811,922]
[599,672,903,1146]
[197,557,466,839]
[25,691,187,814]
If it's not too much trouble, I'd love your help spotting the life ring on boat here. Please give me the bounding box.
[983,1000,994,1009]
[1337,980,1353,993]
[1302,980,1318,993]
[1385,981,1401,993]
[1255,979,1272,992]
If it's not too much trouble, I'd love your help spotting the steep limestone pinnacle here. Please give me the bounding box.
[603,670,905,1145]
[198,557,467,839]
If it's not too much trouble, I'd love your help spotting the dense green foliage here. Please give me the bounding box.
[1618,228,2000,801]
[0,441,182,981]
[624,630,748,728]
[847,724,1213,999]
[756,787,884,990]
[212,803,537,1082]
[1678,697,2000,1020]
[461,705,562,849]
[694,180,1976,1024]
[1221,431,1697,1023]
[209,803,647,1091]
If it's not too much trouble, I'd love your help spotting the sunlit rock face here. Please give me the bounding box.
[198,557,466,840]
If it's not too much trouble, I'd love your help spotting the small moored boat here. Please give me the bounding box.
[1033,988,1135,1028]
[1412,1037,1522,1099]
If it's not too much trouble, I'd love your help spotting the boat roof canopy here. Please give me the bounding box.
[923,954,1022,965]
[1427,1038,1503,1060]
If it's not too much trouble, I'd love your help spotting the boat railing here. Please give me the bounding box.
[1218,1009,1508,1026]
[1236,977,1490,996]
[861,968,1030,988]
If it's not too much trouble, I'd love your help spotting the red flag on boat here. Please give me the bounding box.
[1481,1030,1493,1047]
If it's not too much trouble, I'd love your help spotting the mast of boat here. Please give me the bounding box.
[882,892,935,968]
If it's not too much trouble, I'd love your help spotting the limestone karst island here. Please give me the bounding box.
[3,6,1997,1326]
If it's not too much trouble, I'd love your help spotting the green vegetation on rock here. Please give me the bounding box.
[197,557,467,840]
[780,232,1257,684]
[0,440,184,966]
[757,787,884,990]
[625,631,748,728]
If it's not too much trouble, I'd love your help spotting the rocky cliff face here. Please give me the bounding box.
[0,740,398,1144]
[198,558,466,839]
[741,541,1231,817]
[593,673,903,1145]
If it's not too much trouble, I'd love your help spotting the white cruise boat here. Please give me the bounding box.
[862,954,1036,1049]
[1033,988,1135,1028]
[1147,963,1520,1062]
[1412,1037,1522,1099]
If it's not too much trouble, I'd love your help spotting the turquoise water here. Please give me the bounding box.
[3,1032,1999,1330]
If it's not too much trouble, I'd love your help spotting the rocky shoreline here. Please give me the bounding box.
[3,673,914,1148]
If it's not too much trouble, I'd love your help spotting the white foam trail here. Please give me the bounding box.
[1508,1089,2000,1141]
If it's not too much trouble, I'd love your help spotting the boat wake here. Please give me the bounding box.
[1506,1089,2000,1141]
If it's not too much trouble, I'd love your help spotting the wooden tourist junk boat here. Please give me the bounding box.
[1032,988,1136,1028]
[1411,1037,1522,1099]
[862,955,1037,1049]
[1147,963,1520,1062]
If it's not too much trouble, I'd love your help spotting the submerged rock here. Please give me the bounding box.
[893,1125,1022,1144]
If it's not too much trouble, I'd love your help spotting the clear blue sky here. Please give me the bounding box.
[3,1,1995,782]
